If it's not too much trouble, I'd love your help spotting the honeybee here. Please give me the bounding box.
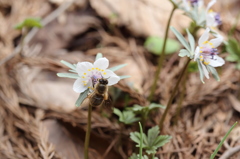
[87,78,112,111]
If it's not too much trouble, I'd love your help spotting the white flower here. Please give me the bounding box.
[194,28,225,79]
[182,0,203,11]
[206,0,222,30]
[73,57,120,93]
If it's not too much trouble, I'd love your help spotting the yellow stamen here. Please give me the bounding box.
[209,42,213,45]
[200,55,203,59]
[83,73,87,75]
[200,51,203,53]
[103,72,107,75]
[204,61,210,65]
[208,9,213,13]
[92,68,95,70]
[203,41,208,44]
[88,69,91,71]
[200,59,203,61]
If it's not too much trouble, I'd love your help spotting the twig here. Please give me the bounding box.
[0,0,76,66]
[219,145,240,159]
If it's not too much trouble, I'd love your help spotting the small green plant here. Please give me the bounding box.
[225,38,240,69]
[14,18,43,30]
[113,108,140,125]
[210,122,238,159]
[144,37,180,55]
[130,126,171,158]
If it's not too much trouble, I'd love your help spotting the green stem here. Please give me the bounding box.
[139,122,143,159]
[84,104,93,159]
[148,6,177,102]
[159,58,191,130]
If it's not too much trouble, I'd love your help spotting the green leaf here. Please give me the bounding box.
[153,135,172,148]
[60,60,76,70]
[226,39,240,56]
[226,55,238,62]
[14,18,43,30]
[147,126,160,147]
[75,89,89,107]
[57,73,79,79]
[144,36,180,55]
[186,29,195,54]
[210,122,238,159]
[95,53,103,61]
[113,108,123,118]
[119,75,131,79]
[170,26,191,52]
[179,49,190,57]
[122,111,140,124]
[109,64,127,72]
[207,66,220,82]
[148,103,165,110]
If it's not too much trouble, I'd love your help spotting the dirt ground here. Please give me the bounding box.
[0,0,240,159]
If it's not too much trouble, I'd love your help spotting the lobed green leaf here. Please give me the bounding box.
[57,73,79,79]
[170,26,191,52]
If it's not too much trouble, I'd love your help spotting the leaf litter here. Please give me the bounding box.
[0,0,240,159]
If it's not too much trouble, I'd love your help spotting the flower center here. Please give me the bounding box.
[199,42,219,65]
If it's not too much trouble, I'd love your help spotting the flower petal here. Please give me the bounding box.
[200,62,210,79]
[194,47,200,61]
[206,0,216,12]
[182,0,190,11]
[73,78,88,93]
[102,70,120,85]
[108,75,120,86]
[94,57,109,70]
[198,28,210,46]
[208,56,225,67]
[209,36,223,48]
[76,62,93,76]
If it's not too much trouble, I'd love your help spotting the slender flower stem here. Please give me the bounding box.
[159,58,191,130]
[84,104,93,159]
[148,6,177,102]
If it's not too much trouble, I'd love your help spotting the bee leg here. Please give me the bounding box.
[104,87,108,100]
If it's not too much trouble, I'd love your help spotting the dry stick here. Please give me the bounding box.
[84,104,93,159]
[219,145,240,159]
[0,0,76,66]
[159,58,191,131]
[148,6,177,102]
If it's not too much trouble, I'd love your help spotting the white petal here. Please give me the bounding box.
[206,0,216,12]
[209,56,225,67]
[206,15,215,27]
[94,57,109,70]
[108,75,120,86]
[209,36,223,48]
[198,28,210,46]
[194,47,200,61]
[182,0,190,11]
[73,78,88,93]
[76,62,93,76]
[102,70,120,85]
[200,62,210,79]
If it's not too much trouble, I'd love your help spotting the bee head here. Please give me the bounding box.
[98,78,108,85]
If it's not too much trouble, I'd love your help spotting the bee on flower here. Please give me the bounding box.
[73,57,120,93]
